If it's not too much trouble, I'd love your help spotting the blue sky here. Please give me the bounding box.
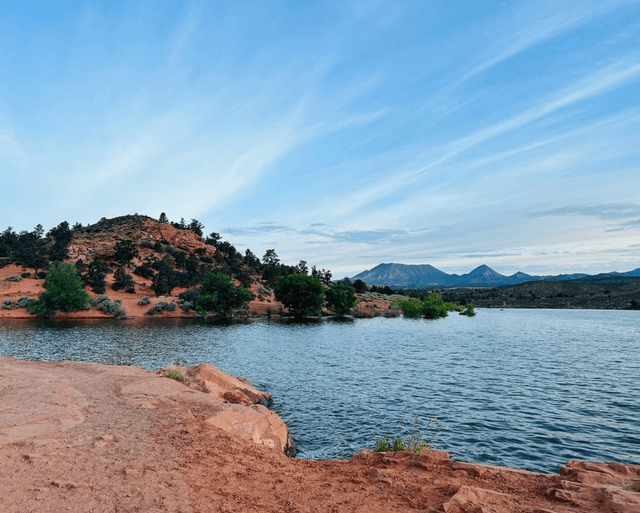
[1,0,639,278]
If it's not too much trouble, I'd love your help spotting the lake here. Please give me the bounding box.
[0,309,638,473]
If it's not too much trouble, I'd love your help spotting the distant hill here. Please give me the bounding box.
[352,263,640,289]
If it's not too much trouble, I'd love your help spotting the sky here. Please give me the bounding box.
[1,0,639,278]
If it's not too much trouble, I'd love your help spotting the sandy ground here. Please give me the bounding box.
[2,357,638,513]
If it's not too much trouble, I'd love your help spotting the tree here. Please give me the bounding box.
[422,292,449,319]
[274,274,325,318]
[188,219,204,237]
[353,279,368,293]
[296,260,309,275]
[47,221,72,261]
[325,282,357,316]
[29,263,92,317]
[205,232,221,247]
[159,212,169,224]
[262,249,280,266]
[84,258,110,294]
[112,267,136,293]
[114,239,139,267]
[196,272,254,319]
[460,303,476,316]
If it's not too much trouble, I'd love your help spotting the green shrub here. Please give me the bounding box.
[5,275,22,282]
[195,272,254,319]
[138,296,151,306]
[162,370,183,381]
[325,282,358,316]
[274,274,325,318]
[460,303,476,316]
[28,263,92,317]
[422,292,448,319]
[146,301,177,316]
[398,298,424,318]
[2,299,13,309]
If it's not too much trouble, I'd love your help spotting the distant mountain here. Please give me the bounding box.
[352,263,640,289]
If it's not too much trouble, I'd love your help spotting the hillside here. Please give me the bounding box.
[0,214,347,319]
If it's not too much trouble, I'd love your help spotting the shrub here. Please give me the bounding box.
[162,370,184,381]
[422,292,448,319]
[274,274,325,318]
[325,282,358,316]
[138,296,151,306]
[2,299,14,309]
[195,272,254,319]
[16,296,33,308]
[95,295,126,318]
[5,275,22,282]
[146,301,177,316]
[28,263,92,317]
[398,298,424,318]
[460,303,476,316]
[112,267,135,293]
[21,272,30,278]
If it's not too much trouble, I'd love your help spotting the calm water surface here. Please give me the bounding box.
[0,309,638,473]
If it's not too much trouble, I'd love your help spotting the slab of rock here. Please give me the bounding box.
[547,460,640,513]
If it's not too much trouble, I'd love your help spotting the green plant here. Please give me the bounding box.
[162,370,184,381]
[5,275,22,282]
[422,292,448,319]
[374,414,434,454]
[195,272,254,320]
[460,303,476,316]
[28,263,93,317]
[274,274,325,318]
[398,297,424,318]
[324,282,358,316]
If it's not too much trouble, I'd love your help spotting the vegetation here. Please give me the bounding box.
[396,292,449,319]
[195,272,254,320]
[374,414,432,454]
[460,303,476,316]
[29,263,92,317]
[274,274,325,318]
[162,370,184,381]
[324,282,358,316]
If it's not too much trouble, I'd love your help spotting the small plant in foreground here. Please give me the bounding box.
[163,370,184,381]
[374,414,434,453]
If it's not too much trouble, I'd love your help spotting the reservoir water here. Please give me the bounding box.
[0,309,638,473]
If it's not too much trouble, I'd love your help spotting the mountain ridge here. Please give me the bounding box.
[352,263,640,289]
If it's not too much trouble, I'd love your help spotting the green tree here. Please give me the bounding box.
[29,263,92,317]
[274,274,325,318]
[324,282,357,316]
[422,292,449,319]
[196,272,254,319]
[398,297,424,318]
[460,303,476,316]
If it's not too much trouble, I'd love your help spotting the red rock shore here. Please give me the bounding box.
[1,356,638,513]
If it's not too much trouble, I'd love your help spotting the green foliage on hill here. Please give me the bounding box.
[324,282,358,316]
[196,272,254,319]
[460,303,476,316]
[29,263,92,317]
[274,274,325,318]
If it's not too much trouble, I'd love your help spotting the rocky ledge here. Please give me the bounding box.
[0,357,638,512]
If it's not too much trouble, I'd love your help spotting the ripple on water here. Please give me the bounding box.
[0,310,639,473]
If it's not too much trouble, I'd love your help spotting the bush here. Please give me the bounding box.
[112,267,135,293]
[21,272,30,278]
[398,298,424,318]
[274,274,325,318]
[16,296,33,308]
[28,263,92,317]
[2,299,13,309]
[422,292,449,319]
[195,272,254,319]
[138,296,151,306]
[460,303,476,316]
[146,301,176,316]
[95,295,126,318]
[5,275,22,282]
[324,282,358,316]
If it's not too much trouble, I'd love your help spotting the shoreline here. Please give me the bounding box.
[1,356,638,512]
